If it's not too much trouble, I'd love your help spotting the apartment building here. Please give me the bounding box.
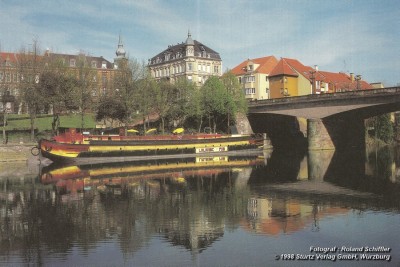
[231,56,278,100]
[148,32,222,85]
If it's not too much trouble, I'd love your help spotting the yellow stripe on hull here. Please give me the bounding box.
[88,140,251,153]
[87,158,258,178]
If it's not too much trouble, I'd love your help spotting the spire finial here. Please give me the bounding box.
[185,30,194,45]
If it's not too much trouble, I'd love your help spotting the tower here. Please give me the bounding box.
[185,30,194,57]
[114,34,127,69]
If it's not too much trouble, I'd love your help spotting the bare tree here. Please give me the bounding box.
[17,38,44,140]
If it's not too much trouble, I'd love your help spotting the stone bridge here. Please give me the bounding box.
[247,87,400,150]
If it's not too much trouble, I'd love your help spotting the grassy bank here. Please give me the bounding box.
[1,114,97,144]
[4,113,96,131]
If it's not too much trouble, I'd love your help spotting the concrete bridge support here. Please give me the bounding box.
[308,116,366,151]
[307,118,334,150]
[248,113,366,151]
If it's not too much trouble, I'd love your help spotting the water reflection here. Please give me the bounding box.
[0,147,399,266]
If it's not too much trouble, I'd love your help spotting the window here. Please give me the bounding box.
[246,76,255,83]
[102,61,107,69]
[238,77,242,83]
[245,88,255,95]
[91,61,97,68]
[13,74,17,82]
[198,64,201,71]
[214,66,219,74]
[70,59,76,67]
[188,63,192,71]
[5,72,11,83]
[0,72,3,82]
[187,75,192,81]
[207,65,210,73]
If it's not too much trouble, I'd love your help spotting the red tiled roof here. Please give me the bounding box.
[231,56,278,75]
[269,58,299,77]
[0,52,19,65]
[319,71,373,90]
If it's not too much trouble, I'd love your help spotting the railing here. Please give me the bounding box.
[249,87,400,107]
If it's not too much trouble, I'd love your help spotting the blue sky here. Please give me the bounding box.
[0,0,399,86]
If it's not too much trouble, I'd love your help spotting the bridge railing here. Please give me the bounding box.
[249,87,400,106]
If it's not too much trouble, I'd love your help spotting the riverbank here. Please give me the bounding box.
[0,144,43,179]
[0,143,37,162]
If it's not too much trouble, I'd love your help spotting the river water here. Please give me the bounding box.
[0,146,399,266]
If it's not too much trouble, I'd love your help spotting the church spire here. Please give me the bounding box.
[115,34,126,58]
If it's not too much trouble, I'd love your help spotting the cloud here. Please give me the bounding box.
[0,0,398,85]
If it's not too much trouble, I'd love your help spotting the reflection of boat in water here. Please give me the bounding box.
[40,154,266,195]
[39,128,266,164]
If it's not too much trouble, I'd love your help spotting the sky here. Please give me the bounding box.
[0,0,399,86]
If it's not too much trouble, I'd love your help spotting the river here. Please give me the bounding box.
[0,146,399,266]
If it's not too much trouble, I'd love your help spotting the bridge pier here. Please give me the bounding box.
[307,118,335,150]
[308,116,366,151]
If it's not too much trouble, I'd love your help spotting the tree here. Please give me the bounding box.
[221,71,248,133]
[201,76,231,133]
[76,55,96,129]
[375,114,394,143]
[153,80,177,133]
[17,39,45,140]
[170,78,197,129]
[134,65,157,134]
[39,70,79,135]
[95,96,128,126]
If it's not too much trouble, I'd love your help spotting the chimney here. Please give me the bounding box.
[350,73,354,82]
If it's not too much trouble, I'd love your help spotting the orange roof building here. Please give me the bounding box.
[231,56,278,100]
[233,55,374,99]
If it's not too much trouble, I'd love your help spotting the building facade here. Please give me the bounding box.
[231,56,278,100]
[148,32,222,85]
[0,38,126,113]
[233,56,374,100]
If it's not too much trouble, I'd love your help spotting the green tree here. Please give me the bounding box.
[153,79,175,133]
[171,78,197,129]
[201,76,231,133]
[95,96,128,126]
[39,70,79,135]
[376,113,394,143]
[221,71,248,133]
[134,66,157,134]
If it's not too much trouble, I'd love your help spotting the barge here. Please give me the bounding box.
[39,128,266,164]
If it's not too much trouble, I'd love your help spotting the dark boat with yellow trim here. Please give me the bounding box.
[39,128,266,164]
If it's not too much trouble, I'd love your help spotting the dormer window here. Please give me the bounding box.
[91,61,97,68]
[102,61,107,69]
